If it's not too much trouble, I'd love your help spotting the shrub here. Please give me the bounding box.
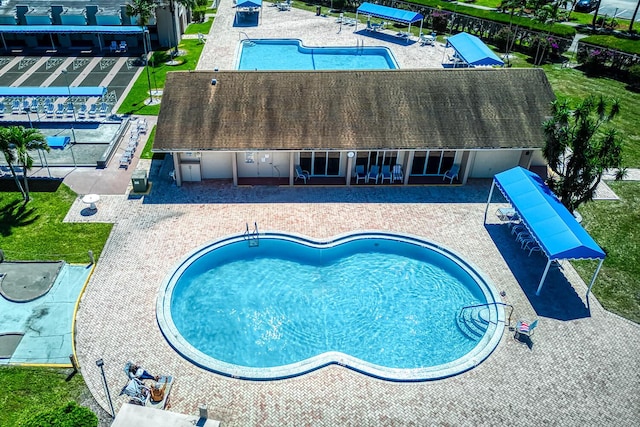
[495,26,513,52]
[17,401,98,427]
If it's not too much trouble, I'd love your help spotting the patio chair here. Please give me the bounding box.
[11,99,20,113]
[55,103,65,118]
[392,164,403,183]
[45,103,54,118]
[99,102,109,117]
[77,104,87,119]
[514,319,538,340]
[355,164,367,184]
[368,165,380,184]
[381,165,392,184]
[443,164,460,183]
[119,41,128,52]
[295,165,310,184]
[109,41,118,53]
[0,103,4,116]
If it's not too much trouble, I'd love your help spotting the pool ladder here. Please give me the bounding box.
[239,31,255,46]
[244,222,259,247]
[356,39,364,54]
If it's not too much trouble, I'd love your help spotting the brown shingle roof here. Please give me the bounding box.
[153,68,555,152]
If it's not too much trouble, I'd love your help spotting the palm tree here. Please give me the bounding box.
[0,127,26,200]
[169,0,196,56]
[126,0,155,26]
[5,126,48,203]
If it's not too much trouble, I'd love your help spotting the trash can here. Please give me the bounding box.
[316,5,321,16]
[131,169,148,192]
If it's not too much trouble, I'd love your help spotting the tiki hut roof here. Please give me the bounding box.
[153,68,554,152]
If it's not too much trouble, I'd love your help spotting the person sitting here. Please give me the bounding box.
[127,362,158,381]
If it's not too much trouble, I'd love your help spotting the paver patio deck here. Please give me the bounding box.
[70,2,640,425]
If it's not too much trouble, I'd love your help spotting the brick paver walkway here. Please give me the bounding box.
[71,161,640,425]
[70,2,640,424]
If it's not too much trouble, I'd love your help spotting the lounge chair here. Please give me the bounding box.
[109,41,118,53]
[443,164,460,183]
[11,99,20,113]
[0,103,4,116]
[355,164,366,184]
[145,376,174,410]
[392,164,403,183]
[31,99,39,112]
[514,319,538,340]
[88,103,97,118]
[295,165,310,184]
[367,165,380,184]
[380,165,392,183]
[66,101,75,117]
[120,378,149,405]
[119,41,128,52]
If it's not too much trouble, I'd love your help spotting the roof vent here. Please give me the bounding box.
[211,79,217,86]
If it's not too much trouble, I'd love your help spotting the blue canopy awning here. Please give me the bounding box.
[485,166,605,296]
[493,167,604,260]
[356,2,423,24]
[236,0,262,8]
[0,86,107,98]
[46,136,70,150]
[0,25,145,35]
[446,32,504,67]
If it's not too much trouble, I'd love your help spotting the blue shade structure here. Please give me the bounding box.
[445,32,504,67]
[356,2,424,34]
[484,166,605,297]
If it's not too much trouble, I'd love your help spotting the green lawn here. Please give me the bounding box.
[541,65,640,168]
[0,185,112,263]
[184,17,214,34]
[0,366,90,426]
[117,39,206,116]
[575,181,640,323]
[579,35,640,55]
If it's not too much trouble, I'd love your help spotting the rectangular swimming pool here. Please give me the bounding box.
[237,39,398,70]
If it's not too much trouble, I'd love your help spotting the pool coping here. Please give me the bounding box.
[156,230,505,382]
[234,38,400,70]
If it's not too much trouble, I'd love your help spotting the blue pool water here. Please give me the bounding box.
[237,39,398,70]
[157,232,503,381]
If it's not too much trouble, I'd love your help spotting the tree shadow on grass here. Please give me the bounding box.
[0,199,39,237]
[486,223,591,321]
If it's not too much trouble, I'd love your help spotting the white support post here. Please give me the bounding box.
[536,259,553,296]
[585,258,605,299]
[484,180,495,224]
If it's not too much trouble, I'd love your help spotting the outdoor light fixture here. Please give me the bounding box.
[96,358,116,418]
[347,151,355,158]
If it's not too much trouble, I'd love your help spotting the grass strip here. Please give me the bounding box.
[184,17,214,34]
[574,180,640,323]
[579,35,640,55]
[140,125,157,159]
[0,185,112,263]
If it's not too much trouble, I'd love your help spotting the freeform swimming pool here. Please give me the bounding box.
[157,232,504,381]
[237,39,399,70]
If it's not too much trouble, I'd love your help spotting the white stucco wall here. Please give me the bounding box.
[236,151,291,178]
[468,150,522,178]
[201,152,233,179]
